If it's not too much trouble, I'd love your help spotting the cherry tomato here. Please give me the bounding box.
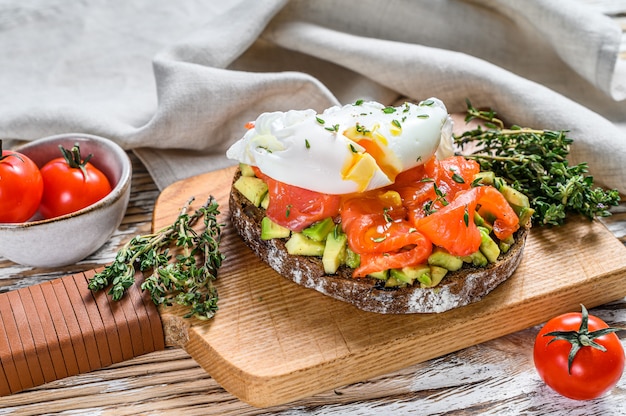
[39,143,112,219]
[0,141,44,223]
[533,304,625,400]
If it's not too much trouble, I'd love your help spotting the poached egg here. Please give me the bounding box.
[226,98,454,194]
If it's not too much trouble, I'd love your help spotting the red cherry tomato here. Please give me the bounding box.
[0,141,44,223]
[533,305,625,400]
[39,143,112,219]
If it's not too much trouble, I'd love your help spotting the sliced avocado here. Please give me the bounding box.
[403,264,431,278]
[473,171,495,186]
[260,192,270,210]
[499,184,529,208]
[478,226,500,263]
[302,217,335,242]
[390,268,410,284]
[517,206,535,227]
[234,176,268,207]
[345,247,361,269]
[416,270,433,287]
[499,184,534,225]
[368,270,388,280]
[428,247,464,271]
[393,264,431,285]
[410,265,432,286]
[462,250,489,267]
[421,265,448,288]
[260,216,291,240]
[473,211,493,233]
[322,228,348,274]
[478,208,498,225]
[385,275,406,288]
[285,233,325,256]
[239,163,256,177]
[498,234,515,254]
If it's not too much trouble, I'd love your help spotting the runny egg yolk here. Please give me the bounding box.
[341,152,378,193]
[340,122,402,191]
[225,98,453,195]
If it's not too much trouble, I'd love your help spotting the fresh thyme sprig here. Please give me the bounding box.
[88,196,225,320]
[454,99,621,226]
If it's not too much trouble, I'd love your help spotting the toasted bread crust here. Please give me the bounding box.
[229,170,530,314]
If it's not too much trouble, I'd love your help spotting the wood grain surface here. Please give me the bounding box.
[0,153,625,415]
[0,270,166,395]
[152,165,626,408]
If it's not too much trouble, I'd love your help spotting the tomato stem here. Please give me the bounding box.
[0,140,24,163]
[543,304,624,374]
[59,143,94,178]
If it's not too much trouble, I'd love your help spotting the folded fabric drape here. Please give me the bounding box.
[1,0,624,192]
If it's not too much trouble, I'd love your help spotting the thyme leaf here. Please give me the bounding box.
[88,196,225,320]
[454,100,620,226]
[451,172,465,184]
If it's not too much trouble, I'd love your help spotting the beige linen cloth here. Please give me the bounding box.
[1,0,625,193]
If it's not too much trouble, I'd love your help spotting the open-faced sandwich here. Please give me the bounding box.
[226,98,532,314]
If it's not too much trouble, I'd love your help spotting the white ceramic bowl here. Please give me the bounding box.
[0,133,132,268]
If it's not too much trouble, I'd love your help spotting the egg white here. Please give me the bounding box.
[226,98,454,194]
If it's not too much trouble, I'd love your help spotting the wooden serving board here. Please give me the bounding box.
[153,166,626,408]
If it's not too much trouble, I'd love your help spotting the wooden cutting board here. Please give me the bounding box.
[152,165,626,408]
[2,166,625,408]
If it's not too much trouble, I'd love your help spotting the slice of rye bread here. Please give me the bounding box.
[228,169,531,314]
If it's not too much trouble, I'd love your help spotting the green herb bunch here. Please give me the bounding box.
[455,100,620,226]
[88,196,224,320]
